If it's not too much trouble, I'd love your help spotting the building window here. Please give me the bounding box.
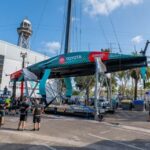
[0,55,4,84]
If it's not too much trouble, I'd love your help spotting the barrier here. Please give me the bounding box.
[133,100,144,111]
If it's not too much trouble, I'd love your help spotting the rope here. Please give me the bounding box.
[32,0,48,47]
[104,3,122,53]
[108,15,122,53]
[97,18,110,49]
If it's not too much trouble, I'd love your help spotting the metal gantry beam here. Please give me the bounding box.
[94,57,113,120]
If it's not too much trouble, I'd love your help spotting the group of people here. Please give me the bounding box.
[0,97,44,131]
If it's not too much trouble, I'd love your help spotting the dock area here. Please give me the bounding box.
[0,109,150,150]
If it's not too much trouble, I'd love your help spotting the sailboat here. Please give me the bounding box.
[10,0,147,119]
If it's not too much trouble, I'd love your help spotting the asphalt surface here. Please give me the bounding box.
[0,109,150,150]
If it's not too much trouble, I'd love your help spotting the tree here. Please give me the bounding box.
[116,71,130,96]
[109,73,117,94]
[130,69,140,100]
[75,75,95,105]
[146,67,150,80]
[144,67,150,89]
[102,73,117,100]
[72,90,80,96]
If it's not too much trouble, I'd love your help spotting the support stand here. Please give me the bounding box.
[94,57,111,121]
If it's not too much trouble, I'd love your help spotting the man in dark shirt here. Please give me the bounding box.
[3,86,8,95]
[17,97,29,131]
[32,99,43,131]
[148,103,150,121]
[0,100,5,127]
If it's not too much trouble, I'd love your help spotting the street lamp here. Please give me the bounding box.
[20,52,27,68]
[20,52,27,100]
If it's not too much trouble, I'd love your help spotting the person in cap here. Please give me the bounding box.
[17,97,30,131]
[32,99,44,131]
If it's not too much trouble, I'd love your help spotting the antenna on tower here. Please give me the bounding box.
[17,18,32,49]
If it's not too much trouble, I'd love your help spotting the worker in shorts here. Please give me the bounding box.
[0,100,6,127]
[148,102,150,121]
[32,99,43,131]
[17,97,29,131]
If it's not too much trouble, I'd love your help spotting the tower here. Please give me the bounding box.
[16,18,32,100]
[17,18,32,49]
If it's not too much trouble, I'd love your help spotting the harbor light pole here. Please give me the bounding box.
[20,52,27,100]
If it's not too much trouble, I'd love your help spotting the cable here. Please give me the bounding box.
[97,19,110,49]
[104,3,122,53]
[108,15,122,53]
[32,0,48,48]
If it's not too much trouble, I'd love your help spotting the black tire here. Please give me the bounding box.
[94,114,103,121]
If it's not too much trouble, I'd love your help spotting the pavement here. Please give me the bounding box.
[0,109,150,150]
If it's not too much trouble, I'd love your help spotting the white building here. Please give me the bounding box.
[0,40,49,96]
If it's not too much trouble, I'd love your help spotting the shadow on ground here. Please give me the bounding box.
[105,110,149,123]
[0,139,149,150]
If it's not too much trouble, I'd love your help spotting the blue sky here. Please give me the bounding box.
[0,0,150,56]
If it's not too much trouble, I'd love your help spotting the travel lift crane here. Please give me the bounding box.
[140,40,150,56]
[22,55,112,121]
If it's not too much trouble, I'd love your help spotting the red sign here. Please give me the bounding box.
[59,56,65,64]
[88,51,109,62]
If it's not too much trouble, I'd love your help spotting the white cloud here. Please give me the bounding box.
[131,35,143,44]
[84,0,143,16]
[43,41,61,54]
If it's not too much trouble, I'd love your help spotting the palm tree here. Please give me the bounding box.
[130,69,140,100]
[146,67,150,81]
[116,71,130,96]
[102,73,117,99]
[145,67,150,89]
[111,73,118,93]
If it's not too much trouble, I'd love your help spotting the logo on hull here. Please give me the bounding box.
[59,56,65,64]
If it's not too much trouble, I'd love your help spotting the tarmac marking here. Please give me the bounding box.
[0,130,87,147]
[43,144,57,150]
[120,125,150,134]
[99,130,112,135]
[88,133,145,150]
[29,143,57,150]
[102,122,150,136]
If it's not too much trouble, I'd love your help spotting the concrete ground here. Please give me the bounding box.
[0,109,150,150]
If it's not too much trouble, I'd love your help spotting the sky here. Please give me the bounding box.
[0,0,150,57]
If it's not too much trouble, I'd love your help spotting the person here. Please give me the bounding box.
[3,86,8,95]
[17,97,29,131]
[5,97,11,115]
[11,97,18,115]
[148,102,150,122]
[0,100,6,127]
[32,99,44,131]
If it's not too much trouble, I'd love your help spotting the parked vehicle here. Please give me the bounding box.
[97,98,112,113]
[121,99,133,110]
